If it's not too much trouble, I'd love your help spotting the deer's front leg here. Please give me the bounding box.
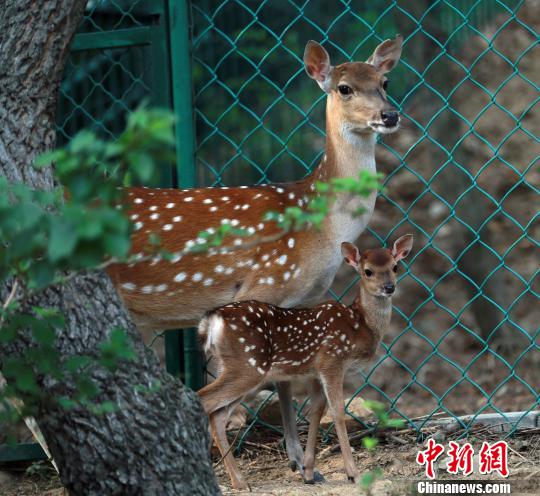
[321,370,359,482]
[276,382,325,483]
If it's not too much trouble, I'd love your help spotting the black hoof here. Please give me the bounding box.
[304,479,315,485]
[348,475,355,483]
[313,471,326,483]
[289,460,298,472]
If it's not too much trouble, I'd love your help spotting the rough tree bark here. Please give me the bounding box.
[0,1,220,495]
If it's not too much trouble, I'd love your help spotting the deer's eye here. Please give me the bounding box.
[382,80,389,91]
[338,84,353,96]
[364,269,373,277]
[392,265,398,273]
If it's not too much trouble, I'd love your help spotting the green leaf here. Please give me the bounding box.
[58,397,77,409]
[48,218,77,262]
[362,436,379,451]
[64,355,92,372]
[104,232,131,258]
[15,367,38,393]
[34,150,65,168]
[32,324,56,346]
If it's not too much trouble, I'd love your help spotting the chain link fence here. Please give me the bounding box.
[191,0,539,440]
[54,0,539,444]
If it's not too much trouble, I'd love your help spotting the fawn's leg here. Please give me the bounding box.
[321,370,359,482]
[199,370,259,416]
[276,381,325,483]
[209,406,249,491]
[303,380,327,484]
[199,371,260,490]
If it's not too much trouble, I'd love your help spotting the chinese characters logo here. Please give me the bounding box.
[416,439,509,479]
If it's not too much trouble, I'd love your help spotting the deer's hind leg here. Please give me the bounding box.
[199,370,260,490]
[209,404,250,491]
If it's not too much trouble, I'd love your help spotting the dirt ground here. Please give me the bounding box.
[1,426,538,495]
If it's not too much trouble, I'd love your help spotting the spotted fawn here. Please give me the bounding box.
[198,235,413,490]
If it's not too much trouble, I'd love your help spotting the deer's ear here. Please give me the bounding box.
[341,242,360,269]
[366,35,402,74]
[392,234,413,262]
[304,41,333,93]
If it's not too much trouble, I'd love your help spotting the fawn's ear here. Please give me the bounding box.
[341,242,360,270]
[304,41,333,93]
[392,234,413,262]
[366,35,403,74]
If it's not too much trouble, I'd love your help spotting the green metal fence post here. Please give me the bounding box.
[167,0,203,391]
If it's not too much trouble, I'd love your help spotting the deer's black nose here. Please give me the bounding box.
[383,283,395,295]
[381,111,399,127]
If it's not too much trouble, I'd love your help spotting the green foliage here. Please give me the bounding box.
[358,400,405,493]
[0,107,176,424]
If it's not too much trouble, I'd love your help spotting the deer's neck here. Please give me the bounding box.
[314,114,377,183]
[353,286,392,340]
[302,103,378,244]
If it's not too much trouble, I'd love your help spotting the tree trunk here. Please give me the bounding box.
[0,1,220,495]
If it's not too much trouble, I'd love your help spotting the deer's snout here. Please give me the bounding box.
[381,110,399,127]
[383,283,395,295]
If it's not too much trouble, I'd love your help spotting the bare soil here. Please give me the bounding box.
[2,427,538,495]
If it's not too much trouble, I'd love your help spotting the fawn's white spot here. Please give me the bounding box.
[173,215,182,222]
[283,271,291,281]
[184,197,193,202]
[277,255,287,265]
[166,202,175,208]
[134,198,143,204]
[192,272,203,282]
[174,272,187,282]
[141,285,153,294]
[203,198,212,204]
[134,222,143,230]
[163,224,173,231]
[149,205,158,211]
[121,283,136,291]
[248,358,257,367]
[150,213,159,220]
[288,238,295,248]
[155,284,168,292]
[215,265,225,273]
[130,214,139,220]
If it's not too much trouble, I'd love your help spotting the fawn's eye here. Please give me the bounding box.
[382,80,389,91]
[392,265,398,273]
[364,269,373,277]
[338,84,353,96]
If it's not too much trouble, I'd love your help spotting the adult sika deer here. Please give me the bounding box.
[107,36,403,479]
[198,235,413,490]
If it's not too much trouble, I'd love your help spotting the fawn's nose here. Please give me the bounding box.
[381,111,399,127]
[383,283,395,295]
